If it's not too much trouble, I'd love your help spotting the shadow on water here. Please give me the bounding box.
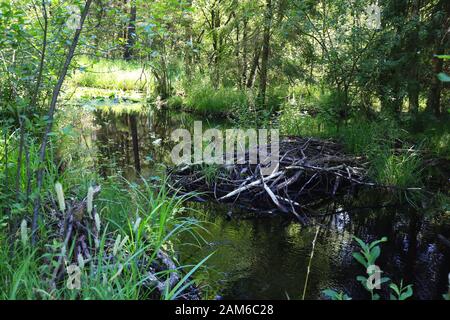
[78,102,450,300]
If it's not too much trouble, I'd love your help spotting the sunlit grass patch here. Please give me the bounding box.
[71,57,149,91]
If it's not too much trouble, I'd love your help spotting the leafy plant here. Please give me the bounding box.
[390,281,413,300]
[352,236,390,300]
[323,237,414,301]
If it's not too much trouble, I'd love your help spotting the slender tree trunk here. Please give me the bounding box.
[408,0,420,114]
[211,5,221,88]
[32,0,93,245]
[16,0,48,201]
[124,0,137,61]
[247,45,261,89]
[184,0,194,82]
[25,138,32,205]
[427,54,444,116]
[258,0,273,108]
[241,17,248,88]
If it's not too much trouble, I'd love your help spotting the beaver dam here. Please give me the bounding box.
[170,137,379,223]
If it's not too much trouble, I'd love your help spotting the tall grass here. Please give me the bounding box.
[0,175,211,299]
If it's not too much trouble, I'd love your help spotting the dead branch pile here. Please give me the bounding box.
[170,137,373,222]
[43,186,200,300]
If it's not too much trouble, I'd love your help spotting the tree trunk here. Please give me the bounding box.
[211,5,221,88]
[247,45,261,89]
[124,0,137,61]
[427,54,444,116]
[184,0,194,82]
[241,17,248,88]
[258,0,272,108]
[408,0,420,114]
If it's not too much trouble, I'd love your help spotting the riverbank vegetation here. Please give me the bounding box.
[1,0,449,300]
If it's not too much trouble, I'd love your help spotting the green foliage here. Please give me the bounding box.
[185,84,248,115]
[323,236,414,301]
[167,95,184,109]
[389,281,414,300]
[352,236,390,300]
[371,151,423,188]
[322,289,352,300]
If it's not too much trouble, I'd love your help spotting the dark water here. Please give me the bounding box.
[75,101,450,300]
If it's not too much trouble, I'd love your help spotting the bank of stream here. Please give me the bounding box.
[65,97,450,300]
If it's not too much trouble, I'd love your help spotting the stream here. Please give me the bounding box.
[69,99,450,300]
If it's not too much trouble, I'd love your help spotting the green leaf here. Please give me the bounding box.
[389,283,400,295]
[369,237,388,249]
[380,277,390,285]
[399,285,413,300]
[369,246,381,264]
[437,73,450,82]
[353,236,369,251]
[356,276,368,290]
[353,252,368,268]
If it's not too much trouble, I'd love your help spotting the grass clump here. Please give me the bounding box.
[185,84,247,115]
